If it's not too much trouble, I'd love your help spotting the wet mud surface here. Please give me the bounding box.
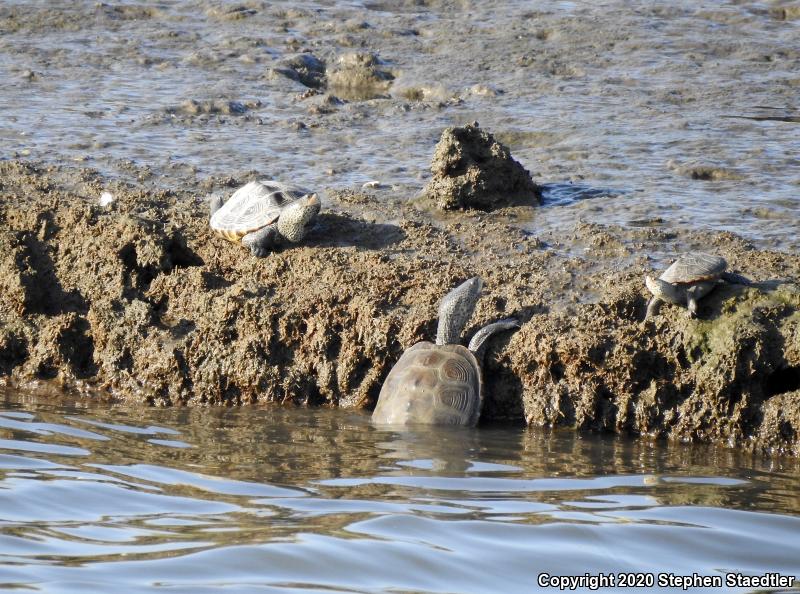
[1,160,799,456]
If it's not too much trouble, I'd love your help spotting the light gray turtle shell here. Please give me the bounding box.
[660,252,727,285]
[372,342,482,426]
[210,181,310,242]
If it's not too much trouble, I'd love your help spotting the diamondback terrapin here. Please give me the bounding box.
[209,180,320,257]
[372,277,519,426]
[645,252,750,319]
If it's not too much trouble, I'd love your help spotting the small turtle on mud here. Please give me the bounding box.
[645,252,750,319]
[209,180,320,257]
[372,277,519,426]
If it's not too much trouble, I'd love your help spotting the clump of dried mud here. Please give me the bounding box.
[326,52,395,98]
[422,123,542,211]
[1,160,799,457]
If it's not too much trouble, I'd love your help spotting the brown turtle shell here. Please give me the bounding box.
[371,341,482,426]
[210,181,308,242]
[660,252,727,285]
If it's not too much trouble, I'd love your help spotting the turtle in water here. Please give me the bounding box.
[645,252,750,319]
[209,180,320,257]
[372,277,519,426]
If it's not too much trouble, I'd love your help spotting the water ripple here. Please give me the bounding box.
[1,392,799,593]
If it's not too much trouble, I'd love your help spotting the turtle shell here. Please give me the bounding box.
[372,341,482,426]
[210,181,309,242]
[659,252,727,285]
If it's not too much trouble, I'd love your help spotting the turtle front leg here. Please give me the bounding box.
[685,281,718,318]
[467,318,520,362]
[209,195,225,218]
[644,296,662,320]
[242,224,280,258]
[686,294,699,318]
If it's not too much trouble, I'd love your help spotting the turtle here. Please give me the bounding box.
[644,252,750,320]
[372,277,519,426]
[209,180,320,257]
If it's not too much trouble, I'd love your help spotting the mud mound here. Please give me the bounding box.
[326,52,394,99]
[1,161,800,456]
[271,52,390,96]
[423,123,542,211]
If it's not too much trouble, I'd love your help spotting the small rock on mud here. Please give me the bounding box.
[171,99,258,116]
[274,53,327,90]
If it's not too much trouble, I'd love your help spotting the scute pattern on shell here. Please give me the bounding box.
[372,342,481,426]
[210,181,308,241]
[660,252,727,284]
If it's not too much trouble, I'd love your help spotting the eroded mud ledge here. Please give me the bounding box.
[1,160,799,456]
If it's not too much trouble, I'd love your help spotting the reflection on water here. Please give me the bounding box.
[1,389,799,593]
[540,182,624,207]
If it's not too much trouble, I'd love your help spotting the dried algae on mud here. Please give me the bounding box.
[1,160,799,456]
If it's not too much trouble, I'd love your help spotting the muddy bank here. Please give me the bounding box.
[1,160,799,455]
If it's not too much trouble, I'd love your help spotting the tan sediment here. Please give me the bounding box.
[1,160,799,456]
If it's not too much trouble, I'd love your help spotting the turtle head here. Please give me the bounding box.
[645,275,658,296]
[645,274,685,306]
[436,277,483,345]
[277,194,321,242]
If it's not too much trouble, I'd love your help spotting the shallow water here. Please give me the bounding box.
[1,391,799,593]
[1,0,798,250]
